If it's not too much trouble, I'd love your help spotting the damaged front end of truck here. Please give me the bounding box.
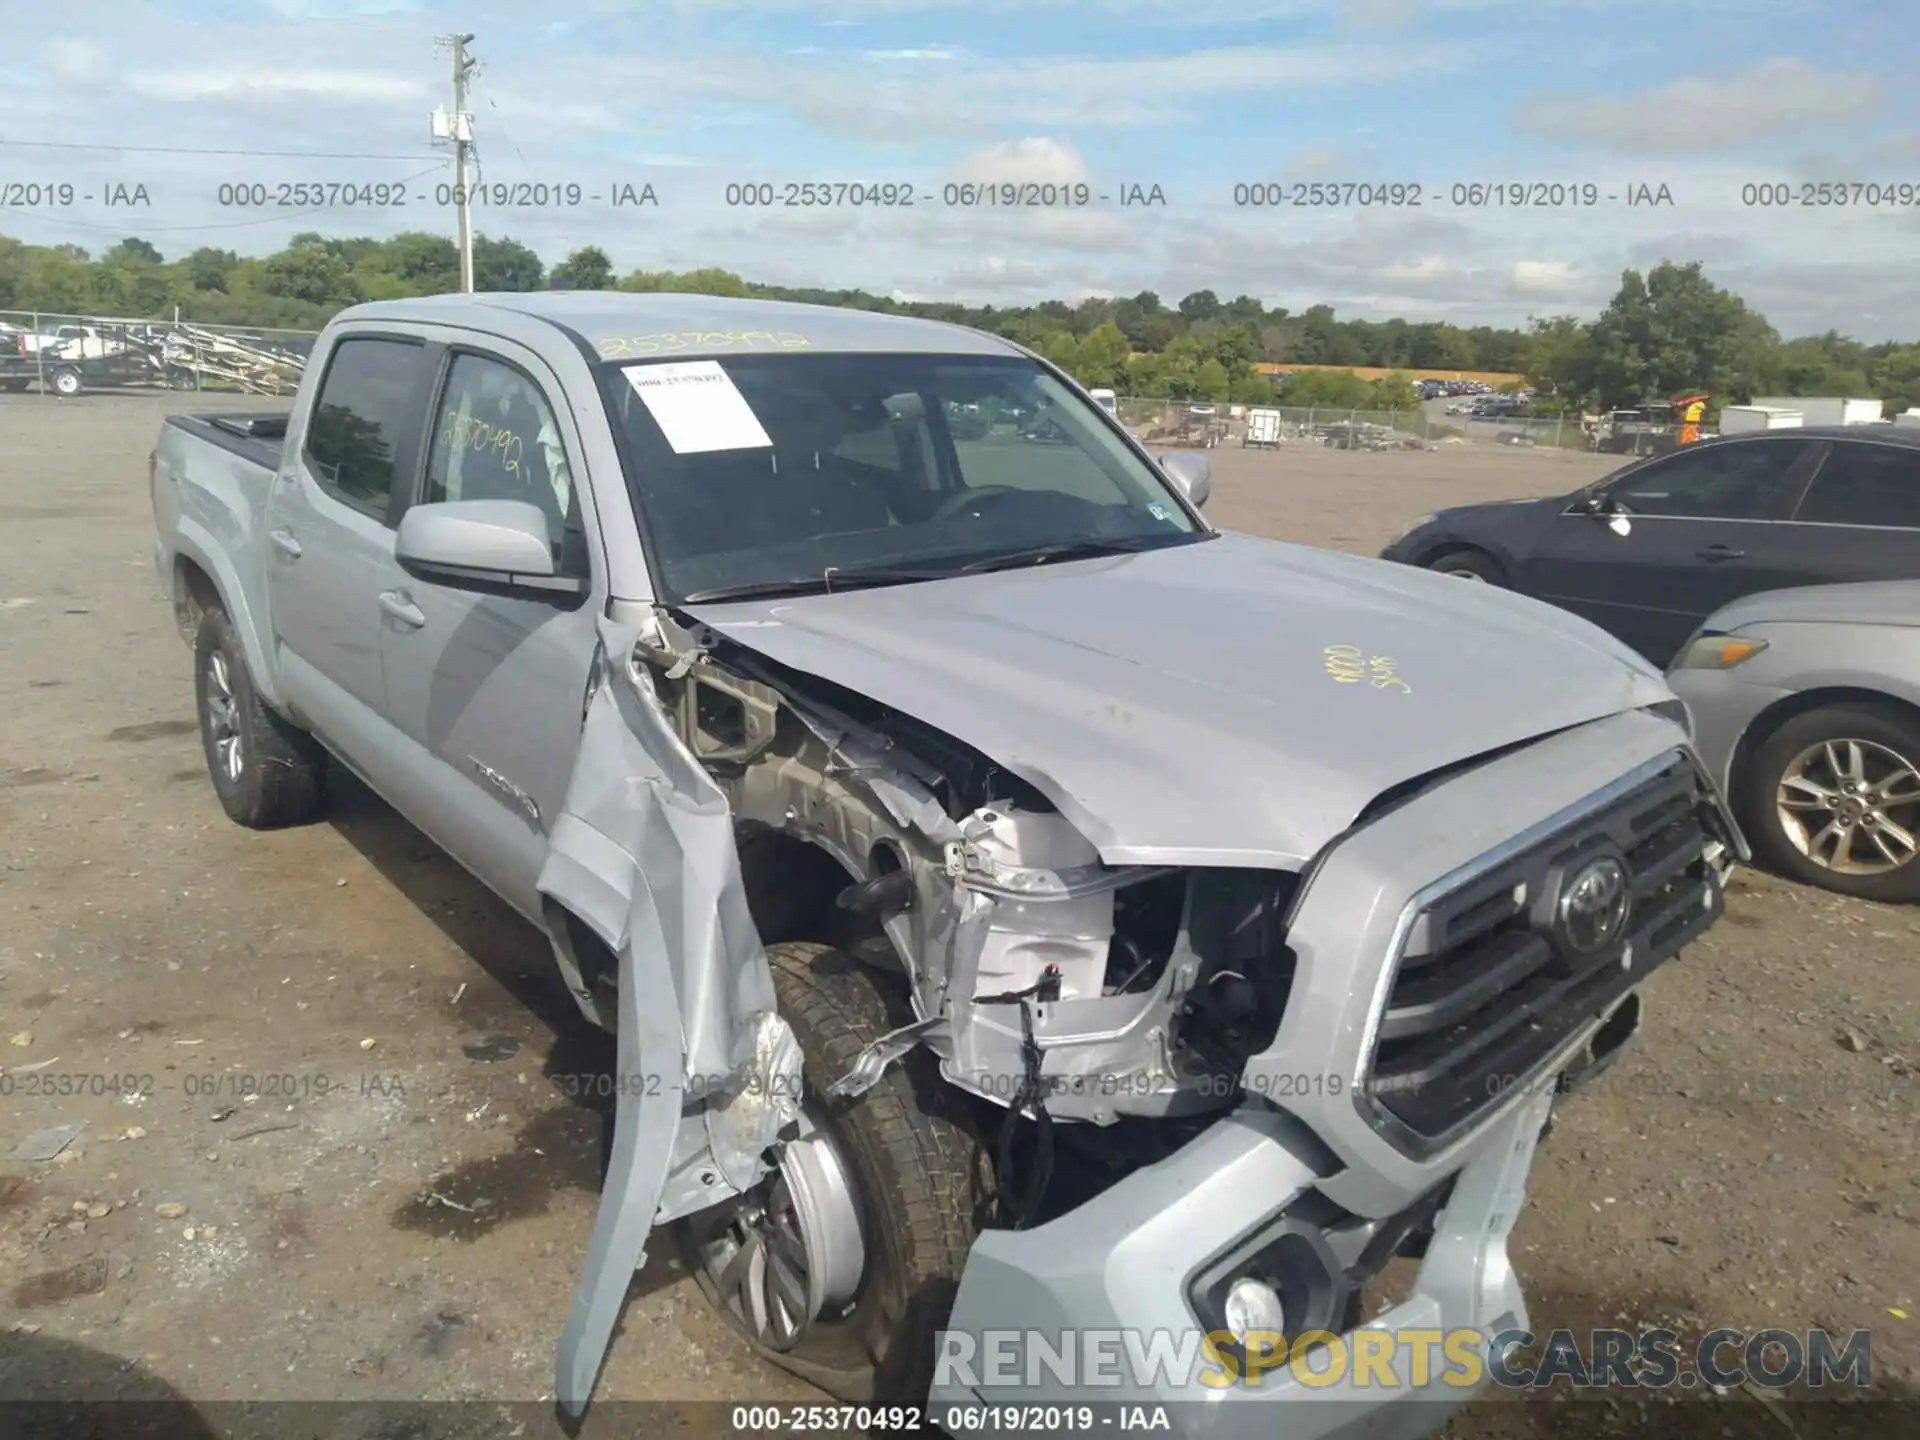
[542,586,1742,1431]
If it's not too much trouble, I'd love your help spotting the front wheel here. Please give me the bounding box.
[1739,701,1920,902]
[682,941,990,1404]
[1424,547,1504,584]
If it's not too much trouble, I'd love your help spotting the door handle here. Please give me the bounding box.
[378,590,426,628]
[1696,544,1744,562]
[269,529,302,559]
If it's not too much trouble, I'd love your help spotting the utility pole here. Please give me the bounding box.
[432,33,478,292]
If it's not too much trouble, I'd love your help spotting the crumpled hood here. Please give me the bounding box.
[685,532,1675,868]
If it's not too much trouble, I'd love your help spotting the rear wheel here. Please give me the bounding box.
[193,607,328,828]
[50,368,82,397]
[1424,547,1504,584]
[1739,701,1920,902]
[682,941,989,1404]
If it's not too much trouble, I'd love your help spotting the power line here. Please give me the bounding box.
[0,138,446,160]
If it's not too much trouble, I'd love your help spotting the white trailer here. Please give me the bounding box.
[1718,405,1804,434]
[1088,387,1118,418]
[1242,408,1282,448]
[1895,409,1920,430]
[1750,396,1883,426]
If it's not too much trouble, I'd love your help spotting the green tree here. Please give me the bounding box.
[551,245,614,290]
[1194,357,1232,401]
[1582,261,1778,409]
[372,231,461,293]
[184,247,241,293]
[473,234,544,291]
[1074,322,1130,387]
[108,238,163,265]
[1177,289,1221,323]
[260,241,363,307]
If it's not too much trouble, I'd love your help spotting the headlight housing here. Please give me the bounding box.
[1670,633,1769,671]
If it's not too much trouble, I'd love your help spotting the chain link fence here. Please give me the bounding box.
[0,308,319,398]
[1117,397,1605,452]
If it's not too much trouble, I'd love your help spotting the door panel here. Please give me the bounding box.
[1516,438,1821,665]
[265,335,431,771]
[376,347,600,918]
[1785,439,1920,585]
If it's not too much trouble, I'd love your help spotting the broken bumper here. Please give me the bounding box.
[929,1083,1550,1439]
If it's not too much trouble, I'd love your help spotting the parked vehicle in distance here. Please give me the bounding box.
[1380,428,1920,667]
[1088,386,1118,418]
[1668,581,1920,901]
[152,291,1736,1434]
[0,331,96,396]
[1242,407,1281,447]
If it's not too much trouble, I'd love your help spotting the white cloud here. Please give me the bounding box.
[864,49,963,61]
[40,39,110,85]
[125,68,428,105]
[947,139,1091,186]
[1514,60,1881,155]
[1511,259,1580,293]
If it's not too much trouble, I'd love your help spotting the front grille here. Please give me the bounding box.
[1362,754,1721,1147]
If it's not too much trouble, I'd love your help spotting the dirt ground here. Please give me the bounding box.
[1,396,1915,1437]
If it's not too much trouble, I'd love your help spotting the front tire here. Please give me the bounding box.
[682,941,989,1404]
[1739,701,1920,902]
[193,607,328,828]
[1424,546,1504,584]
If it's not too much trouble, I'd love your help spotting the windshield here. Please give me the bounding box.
[599,352,1203,601]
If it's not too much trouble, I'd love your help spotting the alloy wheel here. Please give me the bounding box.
[690,1106,866,1352]
[1776,737,1920,876]
[204,650,244,783]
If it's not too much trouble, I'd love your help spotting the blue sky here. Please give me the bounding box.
[2,0,1916,334]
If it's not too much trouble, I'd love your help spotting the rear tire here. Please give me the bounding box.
[50,368,82,397]
[1424,547,1504,584]
[193,607,328,828]
[682,941,990,1404]
[1738,701,1920,903]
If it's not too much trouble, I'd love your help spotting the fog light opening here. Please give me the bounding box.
[1223,1276,1289,1351]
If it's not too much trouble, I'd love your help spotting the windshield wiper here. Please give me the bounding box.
[679,564,959,604]
[679,534,1205,604]
[956,532,1207,574]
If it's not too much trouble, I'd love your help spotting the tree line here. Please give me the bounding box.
[1,230,1913,415]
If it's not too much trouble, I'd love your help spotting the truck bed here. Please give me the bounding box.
[165,412,290,473]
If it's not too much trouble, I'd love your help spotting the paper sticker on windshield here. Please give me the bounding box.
[1147,502,1172,522]
[623,361,772,454]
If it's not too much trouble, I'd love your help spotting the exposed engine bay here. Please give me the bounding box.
[634,607,1301,1135]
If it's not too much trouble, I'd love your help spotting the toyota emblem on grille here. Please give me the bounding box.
[1556,855,1631,955]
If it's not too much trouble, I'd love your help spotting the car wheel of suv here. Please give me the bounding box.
[193,607,328,828]
[682,941,990,1405]
[1424,547,1504,584]
[1740,701,1920,902]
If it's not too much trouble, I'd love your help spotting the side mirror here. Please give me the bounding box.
[1160,451,1211,509]
[394,500,583,599]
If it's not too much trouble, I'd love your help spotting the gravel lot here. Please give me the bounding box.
[1,395,1915,1437]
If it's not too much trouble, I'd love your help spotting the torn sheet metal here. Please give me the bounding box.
[543,612,785,1416]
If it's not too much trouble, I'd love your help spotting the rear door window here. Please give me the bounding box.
[1607,439,1813,520]
[1794,442,1920,529]
[304,337,429,518]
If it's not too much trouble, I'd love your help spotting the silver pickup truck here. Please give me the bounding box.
[152,292,1738,1435]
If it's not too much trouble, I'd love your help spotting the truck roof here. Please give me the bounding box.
[338,291,1023,360]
